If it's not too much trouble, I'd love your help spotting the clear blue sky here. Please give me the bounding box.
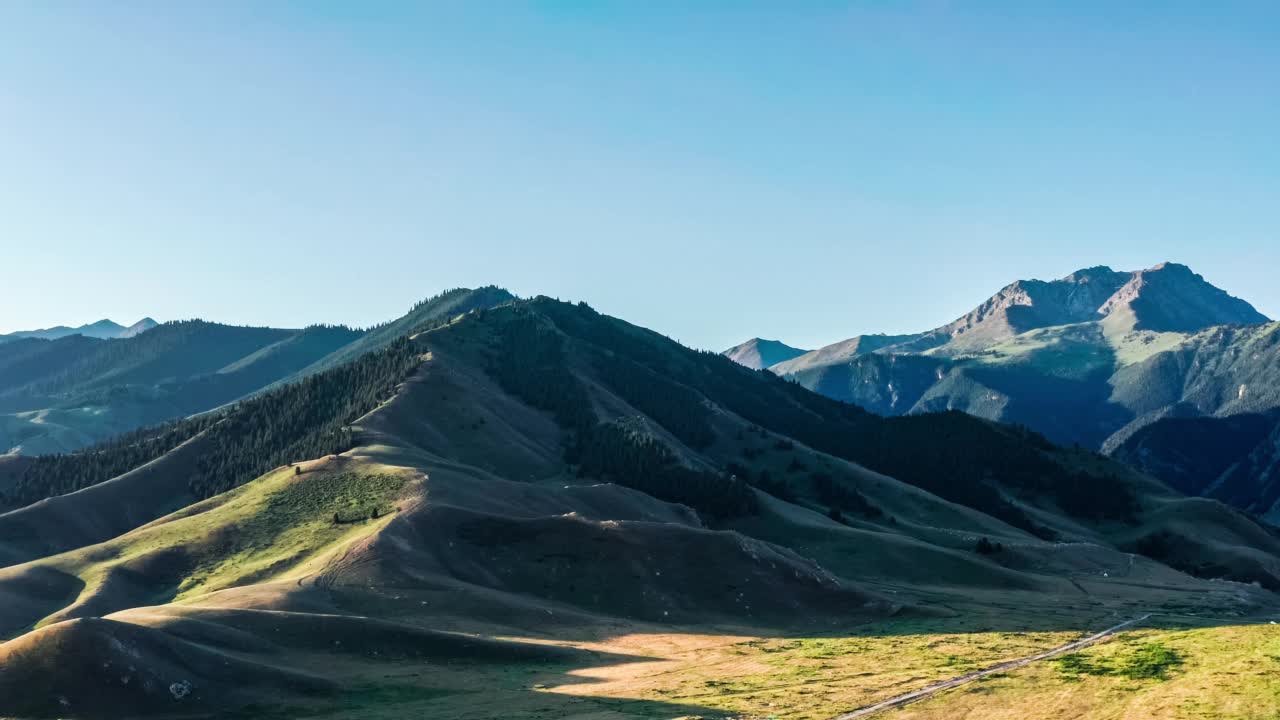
[2,2,1277,350]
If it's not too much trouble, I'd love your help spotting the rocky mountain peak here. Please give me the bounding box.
[1098,262,1269,333]
[936,262,1266,344]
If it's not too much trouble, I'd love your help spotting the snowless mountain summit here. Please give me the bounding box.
[762,262,1269,374]
[721,338,808,370]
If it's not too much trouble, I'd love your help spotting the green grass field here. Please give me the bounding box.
[526,617,1280,720]
[880,621,1280,720]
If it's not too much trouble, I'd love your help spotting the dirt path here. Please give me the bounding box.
[831,614,1151,719]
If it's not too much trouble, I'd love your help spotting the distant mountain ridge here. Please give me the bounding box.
[757,263,1268,375]
[118,317,159,338]
[721,338,808,370]
[926,261,1266,347]
[0,317,159,343]
[727,262,1280,516]
[0,288,515,455]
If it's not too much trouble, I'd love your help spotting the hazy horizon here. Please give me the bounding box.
[3,2,1277,350]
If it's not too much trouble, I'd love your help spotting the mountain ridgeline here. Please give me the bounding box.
[0,317,158,343]
[1,334,420,511]
[0,287,515,455]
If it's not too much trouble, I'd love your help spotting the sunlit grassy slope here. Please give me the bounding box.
[0,456,416,638]
[549,616,1082,720]
[947,321,1191,371]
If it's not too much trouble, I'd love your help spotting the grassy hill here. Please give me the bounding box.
[0,296,1277,718]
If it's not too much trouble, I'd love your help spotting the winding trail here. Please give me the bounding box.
[831,614,1151,719]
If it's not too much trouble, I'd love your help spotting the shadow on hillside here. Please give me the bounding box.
[0,564,85,640]
[220,654,737,720]
[960,362,1133,450]
[313,571,1280,643]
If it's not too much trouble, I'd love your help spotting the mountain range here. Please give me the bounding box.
[1,274,1279,718]
[726,262,1280,519]
[0,317,158,343]
[0,288,513,455]
[2,291,1279,717]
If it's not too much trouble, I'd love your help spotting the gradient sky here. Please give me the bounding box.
[2,2,1277,350]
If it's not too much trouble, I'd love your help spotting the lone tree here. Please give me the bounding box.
[295,466,302,476]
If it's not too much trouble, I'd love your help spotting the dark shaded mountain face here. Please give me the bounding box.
[1114,410,1280,522]
[0,288,514,455]
[2,295,1278,718]
[0,317,159,342]
[721,337,808,369]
